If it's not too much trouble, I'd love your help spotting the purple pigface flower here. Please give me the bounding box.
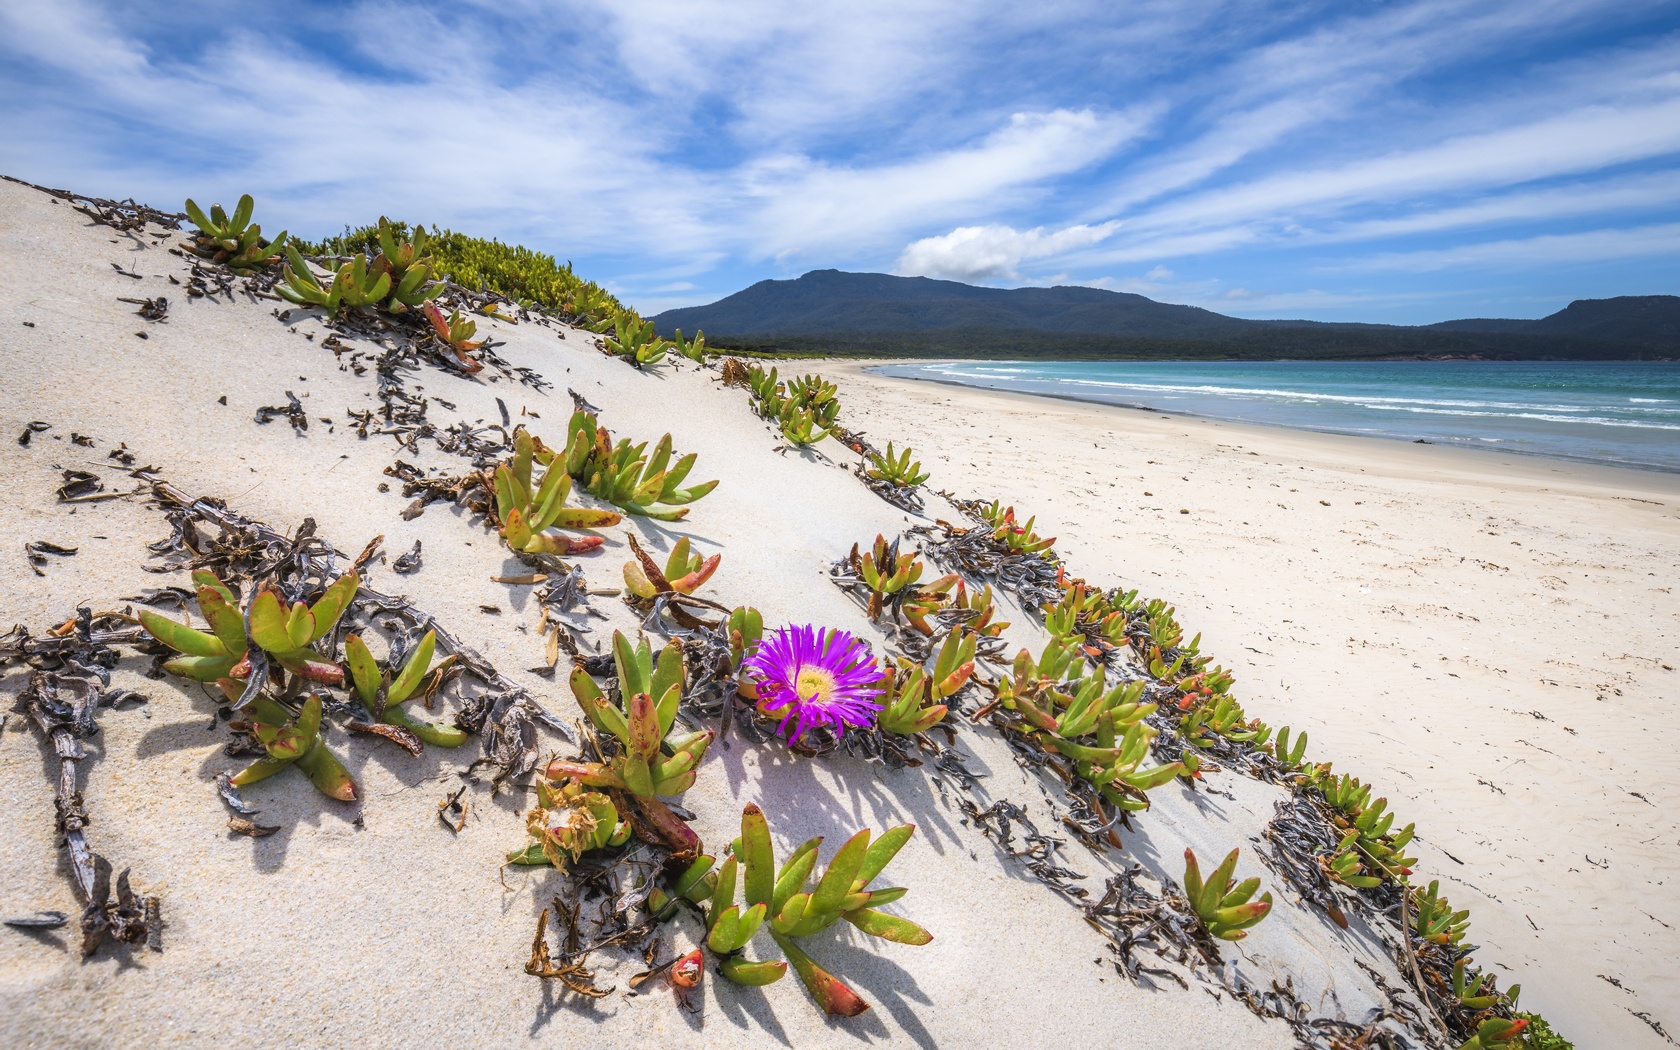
[741,625,883,744]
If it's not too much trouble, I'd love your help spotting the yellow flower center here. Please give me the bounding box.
[795,665,837,703]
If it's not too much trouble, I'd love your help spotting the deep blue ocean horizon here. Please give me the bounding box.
[871,359,1680,473]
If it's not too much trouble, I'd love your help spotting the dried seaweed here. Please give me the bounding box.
[383,461,491,521]
[959,798,1089,901]
[392,540,423,574]
[143,479,570,791]
[118,296,169,321]
[526,905,611,997]
[214,770,258,815]
[56,470,102,500]
[4,911,70,929]
[254,391,308,433]
[909,514,1062,612]
[1,175,184,235]
[1260,795,1361,929]
[438,785,467,833]
[2,613,158,957]
[524,857,664,998]
[24,540,77,576]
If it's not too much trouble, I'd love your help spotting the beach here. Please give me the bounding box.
[832,360,1680,1045]
[1,175,1675,1049]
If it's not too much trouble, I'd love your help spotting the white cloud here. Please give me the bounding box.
[1128,98,1680,239]
[1338,221,1680,272]
[743,108,1147,259]
[0,0,1674,318]
[892,220,1121,281]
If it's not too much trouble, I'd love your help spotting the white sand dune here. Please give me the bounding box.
[0,176,1670,1047]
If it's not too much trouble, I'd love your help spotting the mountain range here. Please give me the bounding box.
[651,270,1679,360]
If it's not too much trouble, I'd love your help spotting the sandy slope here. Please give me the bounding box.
[0,179,1324,1048]
[3,171,1667,1049]
[830,361,1680,1047]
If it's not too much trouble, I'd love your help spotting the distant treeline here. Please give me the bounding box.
[704,325,1674,362]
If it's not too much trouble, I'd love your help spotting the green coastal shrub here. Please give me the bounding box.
[1515,1013,1573,1050]
[294,221,625,324]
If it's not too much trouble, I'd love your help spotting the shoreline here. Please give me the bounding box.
[844,360,1680,496]
[862,359,1680,477]
[829,358,1680,1044]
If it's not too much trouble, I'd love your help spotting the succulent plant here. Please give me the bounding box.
[748,364,783,417]
[787,374,838,414]
[994,637,1081,703]
[245,575,358,685]
[1451,958,1503,1011]
[702,852,772,962]
[1046,584,1128,659]
[139,569,355,686]
[1324,834,1384,889]
[1182,847,1273,941]
[990,641,1188,810]
[1178,694,1269,748]
[277,246,391,312]
[1311,770,1417,880]
[1134,596,1189,651]
[562,410,717,521]
[709,803,930,1015]
[508,775,632,868]
[1456,1017,1530,1050]
[601,314,668,368]
[948,579,1009,637]
[645,850,723,921]
[369,217,444,314]
[778,401,833,446]
[1072,715,1190,811]
[670,328,708,362]
[873,630,974,736]
[624,535,720,600]
[547,631,713,854]
[864,442,930,488]
[1413,879,1471,946]
[1271,725,1309,771]
[981,502,1056,556]
[846,534,955,628]
[224,692,357,801]
[726,606,765,699]
[344,629,467,747]
[184,194,289,274]
[421,301,487,373]
[493,426,620,556]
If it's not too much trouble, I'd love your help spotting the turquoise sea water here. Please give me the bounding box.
[870,360,1680,472]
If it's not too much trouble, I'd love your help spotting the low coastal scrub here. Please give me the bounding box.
[295,219,625,325]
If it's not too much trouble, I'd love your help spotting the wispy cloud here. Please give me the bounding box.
[1338,222,1680,272]
[1,0,1675,322]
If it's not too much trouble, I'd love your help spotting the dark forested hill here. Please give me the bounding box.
[650,271,1677,360]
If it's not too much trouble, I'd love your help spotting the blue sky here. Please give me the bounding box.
[2,0,1677,323]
